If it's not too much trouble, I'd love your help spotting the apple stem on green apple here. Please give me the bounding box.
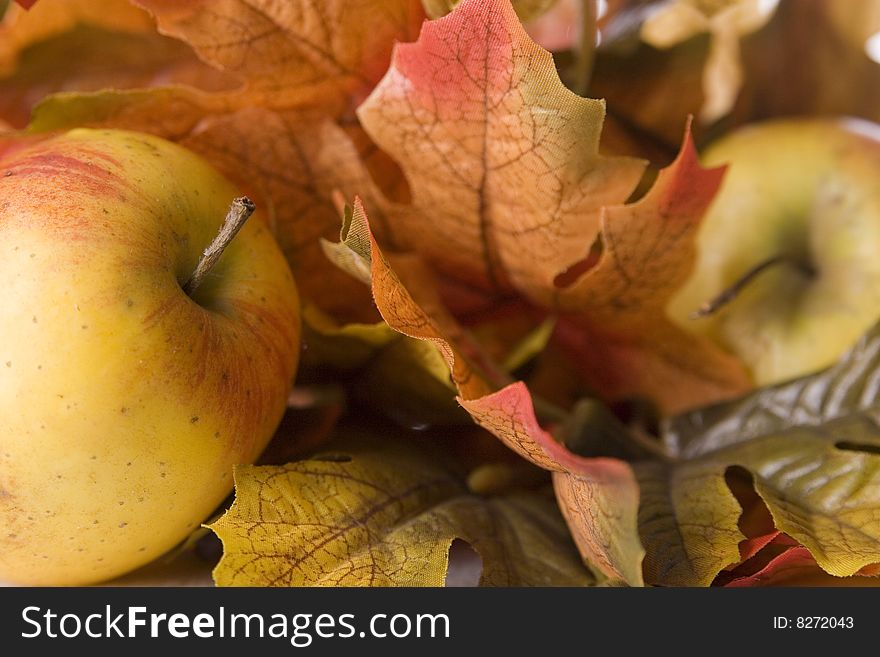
[690,254,817,319]
[182,196,256,297]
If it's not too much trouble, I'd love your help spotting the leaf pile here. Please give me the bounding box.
[3,0,880,587]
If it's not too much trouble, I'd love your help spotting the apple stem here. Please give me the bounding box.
[690,254,816,319]
[182,196,255,297]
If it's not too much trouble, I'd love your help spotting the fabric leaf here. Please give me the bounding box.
[358,0,645,302]
[209,432,592,586]
[26,1,424,319]
[0,0,231,128]
[554,126,751,415]
[326,198,645,585]
[637,323,880,586]
[134,0,425,110]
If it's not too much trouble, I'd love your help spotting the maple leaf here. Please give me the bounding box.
[422,0,558,22]
[209,430,592,586]
[636,322,880,586]
[553,126,751,414]
[326,199,645,585]
[0,0,232,129]
[133,0,424,111]
[358,0,745,412]
[719,537,880,587]
[358,0,645,301]
[25,1,425,320]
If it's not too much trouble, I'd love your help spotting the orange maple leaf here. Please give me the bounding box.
[553,126,751,414]
[358,0,645,301]
[326,198,645,585]
[357,0,748,413]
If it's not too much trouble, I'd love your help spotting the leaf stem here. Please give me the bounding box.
[573,0,598,95]
[183,196,255,297]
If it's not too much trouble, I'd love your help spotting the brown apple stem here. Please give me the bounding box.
[182,196,255,297]
[690,254,816,319]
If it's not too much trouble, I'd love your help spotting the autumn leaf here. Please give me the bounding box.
[133,0,425,111]
[553,126,751,414]
[636,322,880,586]
[422,0,557,22]
[326,198,645,585]
[209,430,592,586]
[357,0,747,412]
[0,0,232,128]
[25,1,425,320]
[358,0,645,302]
[719,537,880,587]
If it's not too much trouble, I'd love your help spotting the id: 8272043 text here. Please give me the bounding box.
[773,617,854,629]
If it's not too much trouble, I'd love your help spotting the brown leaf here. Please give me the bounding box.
[637,325,880,586]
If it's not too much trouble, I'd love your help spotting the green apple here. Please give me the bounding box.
[0,128,300,585]
[668,118,880,385]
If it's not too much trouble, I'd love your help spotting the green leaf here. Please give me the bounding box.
[637,324,880,586]
[665,323,880,457]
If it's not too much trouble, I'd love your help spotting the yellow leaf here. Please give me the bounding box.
[639,324,880,585]
[209,432,593,586]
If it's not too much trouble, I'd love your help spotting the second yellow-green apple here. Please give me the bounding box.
[669,118,880,385]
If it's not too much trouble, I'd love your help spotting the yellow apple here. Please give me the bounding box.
[0,128,300,585]
[669,118,880,385]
